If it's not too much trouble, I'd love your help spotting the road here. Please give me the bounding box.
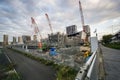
[5,48,56,80]
[100,45,120,80]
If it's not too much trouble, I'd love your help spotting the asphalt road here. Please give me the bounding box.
[100,45,120,80]
[5,49,56,80]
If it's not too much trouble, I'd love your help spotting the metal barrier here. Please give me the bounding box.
[75,48,98,80]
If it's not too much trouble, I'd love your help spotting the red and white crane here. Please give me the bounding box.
[31,17,39,34]
[45,13,53,34]
[79,0,85,32]
[31,17,42,48]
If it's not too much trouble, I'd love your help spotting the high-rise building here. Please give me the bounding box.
[66,25,77,36]
[3,35,8,46]
[33,35,37,41]
[13,37,16,43]
[18,36,23,43]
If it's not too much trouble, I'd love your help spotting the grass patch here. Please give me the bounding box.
[55,65,77,80]
[103,42,120,49]
[8,48,78,80]
[1,72,21,80]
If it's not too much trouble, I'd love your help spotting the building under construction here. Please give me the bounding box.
[47,24,90,48]
[66,25,77,36]
[65,31,84,46]
[48,32,66,48]
[65,25,90,46]
[22,35,31,44]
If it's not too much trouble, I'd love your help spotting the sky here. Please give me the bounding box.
[0,0,120,41]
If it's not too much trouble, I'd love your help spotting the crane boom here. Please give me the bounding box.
[45,13,53,34]
[31,17,42,41]
[79,0,85,32]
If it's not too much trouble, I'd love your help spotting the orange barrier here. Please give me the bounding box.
[38,42,42,48]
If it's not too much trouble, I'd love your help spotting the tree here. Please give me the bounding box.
[102,34,113,44]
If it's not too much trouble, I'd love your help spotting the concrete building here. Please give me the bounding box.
[22,35,31,44]
[3,35,8,46]
[48,32,65,47]
[48,31,84,47]
[66,25,77,36]
[84,25,90,35]
[66,31,84,46]
[18,36,23,44]
[26,40,38,49]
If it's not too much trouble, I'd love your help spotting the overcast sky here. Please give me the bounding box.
[0,0,120,41]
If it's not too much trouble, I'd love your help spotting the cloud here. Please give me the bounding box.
[83,0,120,24]
[0,0,120,41]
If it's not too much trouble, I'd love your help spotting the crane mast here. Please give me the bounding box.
[79,0,85,32]
[45,13,53,34]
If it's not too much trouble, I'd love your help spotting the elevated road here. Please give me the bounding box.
[100,45,120,80]
[5,48,56,80]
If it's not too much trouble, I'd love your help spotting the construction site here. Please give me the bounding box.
[3,0,92,69]
[1,0,120,80]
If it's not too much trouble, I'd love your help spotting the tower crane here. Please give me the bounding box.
[45,13,53,34]
[79,0,85,32]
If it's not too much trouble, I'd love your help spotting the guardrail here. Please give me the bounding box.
[75,48,98,80]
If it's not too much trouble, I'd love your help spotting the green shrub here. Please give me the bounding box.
[56,65,77,80]
[2,73,21,80]
[104,42,120,49]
